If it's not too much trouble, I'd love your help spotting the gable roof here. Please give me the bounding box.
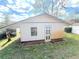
[19,13,68,23]
[65,19,79,25]
[0,13,68,29]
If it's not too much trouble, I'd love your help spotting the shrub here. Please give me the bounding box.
[0,31,6,40]
[65,27,72,33]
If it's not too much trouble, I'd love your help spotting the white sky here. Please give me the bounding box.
[71,0,79,4]
[70,0,79,7]
[0,0,79,22]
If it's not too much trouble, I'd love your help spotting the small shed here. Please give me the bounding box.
[0,13,67,42]
[19,13,67,42]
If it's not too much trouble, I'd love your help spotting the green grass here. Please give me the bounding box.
[65,33,79,40]
[0,33,79,59]
[0,36,19,50]
[0,39,8,47]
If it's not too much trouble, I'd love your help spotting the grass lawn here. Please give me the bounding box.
[0,33,79,59]
[0,36,19,50]
[0,39,8,47]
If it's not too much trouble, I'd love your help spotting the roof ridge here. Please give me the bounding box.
[0,13,69,29]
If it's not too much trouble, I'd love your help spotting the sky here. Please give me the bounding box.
[0,0,79,22]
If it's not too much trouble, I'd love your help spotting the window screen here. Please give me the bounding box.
[31,27,37,36]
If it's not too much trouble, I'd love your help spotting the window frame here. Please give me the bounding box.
[31,27,37,36]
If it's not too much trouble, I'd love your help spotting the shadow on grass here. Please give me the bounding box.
[1,40,10,47]
[0,36,20,50]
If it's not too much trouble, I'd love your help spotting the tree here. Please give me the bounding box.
[46,0,68,17]
[3,14,10,26]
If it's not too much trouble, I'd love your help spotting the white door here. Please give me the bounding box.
[45,26,51,42]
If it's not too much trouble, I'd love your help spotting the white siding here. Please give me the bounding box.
[20,23,64,42]
[72,26,79,34]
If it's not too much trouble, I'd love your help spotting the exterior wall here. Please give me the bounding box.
[51,30,64,39]
[51,23,64,39]
[20,23,52,42]
[72,23,79,34]
[72,26,79,34]
[20,22,64,42]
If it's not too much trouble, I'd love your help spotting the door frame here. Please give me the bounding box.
[44,25,51,42]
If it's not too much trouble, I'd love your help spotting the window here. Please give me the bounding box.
[31,27,37,36]
[46,27,51,34]
[46,30,50,34]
